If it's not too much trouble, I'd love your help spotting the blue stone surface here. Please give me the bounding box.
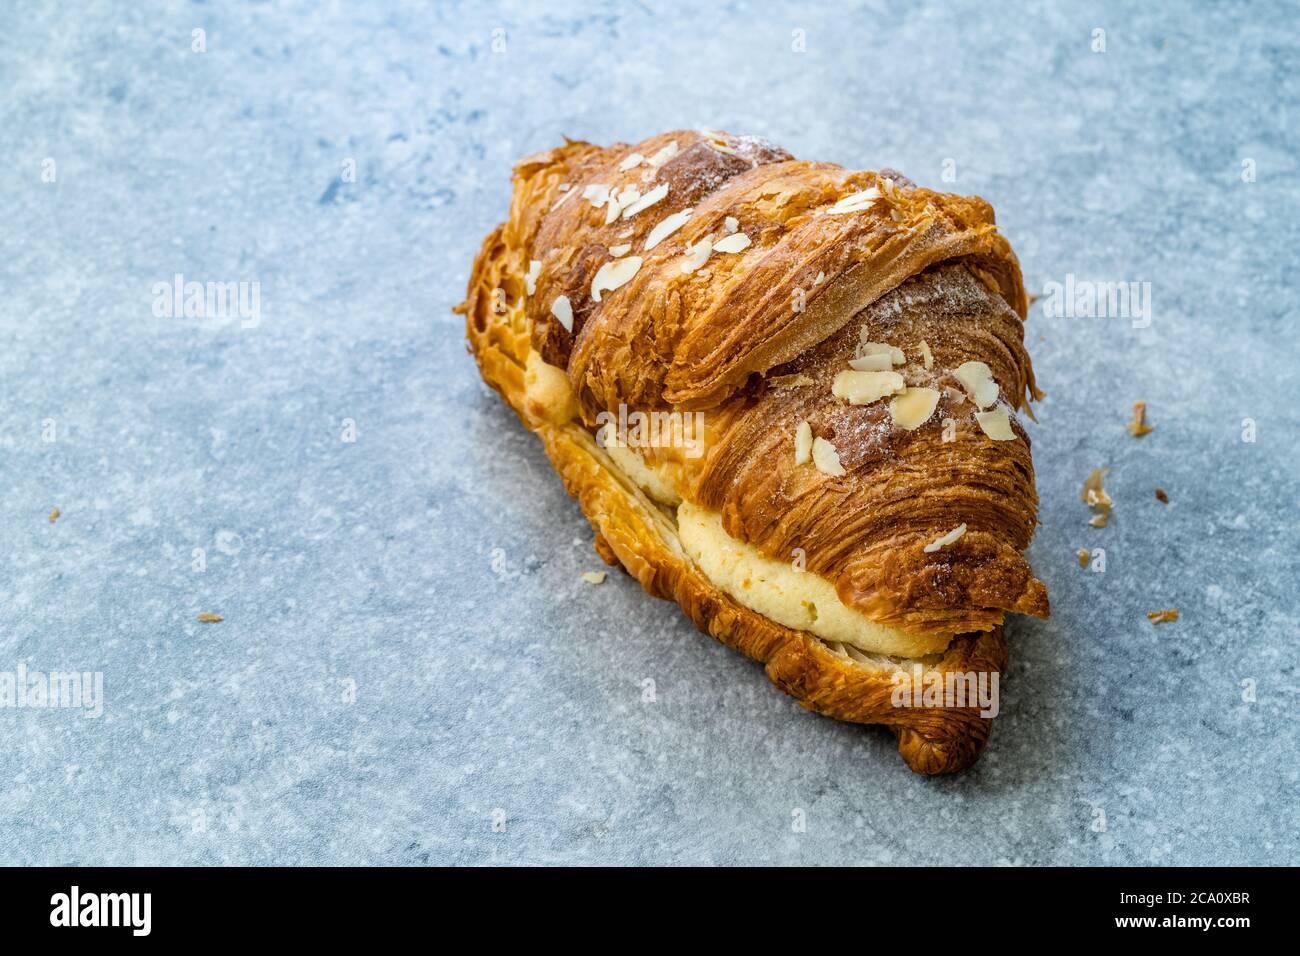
[1,1,1296,865]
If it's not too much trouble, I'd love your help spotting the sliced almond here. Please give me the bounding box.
[954,361,999,409]
[889,387,940,430]
[811,437,846,477]
[580,571,607,585]
[647,141,679,167]
[607,185,640,223]
[609,244,631,257]
[618,152,645,171]
[847,353,893,372]
[591,257,643,302]
[923,523,967,553]
[713,232,751,254]
[524,260,541,295]
[550,295,573,332]
[621,182,668,219]
[582,184,610,208]
[551,185,576,212]
[794,421,813,465]
[857,339,906,365]
[827,187,881,215]
[1076,548,1090,568]
[812,271,826,286]
[975,406,1016,441]
[919,340,933,370]
[1147,608,1178,624]
[832,370,905,405]
[724,216,739,234]
[680,238,713,273]
[644,208,692,251]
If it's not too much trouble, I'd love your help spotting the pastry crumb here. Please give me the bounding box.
[48,507,60,523]
[1082,468,1113,527]
[1127,400,1154,437]
[580,571,607,585]
[197,612,224,623]
[1147,608,1178,625]
[767,372,815,390]
[1076,548,1090,568]
[1155,487,1169,503]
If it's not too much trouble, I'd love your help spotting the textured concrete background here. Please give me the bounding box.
[1,1,1296,865]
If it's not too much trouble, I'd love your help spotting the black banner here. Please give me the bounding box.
[0,866,1278,940]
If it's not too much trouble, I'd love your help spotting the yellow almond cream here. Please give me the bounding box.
[676,502,952,658]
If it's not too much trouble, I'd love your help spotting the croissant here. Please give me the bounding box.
[458,129,1049,774]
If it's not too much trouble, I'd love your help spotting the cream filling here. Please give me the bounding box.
[523,352,951,660]
[676,502,952,659]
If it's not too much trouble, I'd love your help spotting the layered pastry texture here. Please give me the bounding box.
[459,129,1048,773]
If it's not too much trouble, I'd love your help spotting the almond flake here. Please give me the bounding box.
[811,437,846,477]
[617,227,634,238]
[680,238,713,273]
[551,185,577,212]
[1076,548,1090,568]
[724,216,739,234]
[582,184,611,208]
[591,257,643,302]
[621,182,668,219]
[827,187,881,215]
[618,153,645,171]
[919,340,934,369]
[812,271,826,286]
[954,361,999,409]
[889,387,940,430]
[794,421,813,465]
[581,571,607,585]
[847,353,893,372]
[975,406,1016,440]
[644,208,692,251]
[1147,608,1179,625]
[609,244,631,257]
[713,232,751,254]
[856,340,906,365]
[833,370,905,405]
[706,138,738,156]
[646,141,679,168]
[525,260,541,295]
[550,295,574,332]
[197,612,223,623]
[923,523,967,553]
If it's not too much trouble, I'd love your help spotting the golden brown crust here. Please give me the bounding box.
[458,130,1047,774]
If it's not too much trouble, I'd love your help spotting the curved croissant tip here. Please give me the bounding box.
[894,723,993,775]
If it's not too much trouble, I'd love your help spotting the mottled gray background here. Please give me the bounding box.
[1,0,1296,866]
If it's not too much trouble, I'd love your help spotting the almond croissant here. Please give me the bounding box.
[458,129,1048,774]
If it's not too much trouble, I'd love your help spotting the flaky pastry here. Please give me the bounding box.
[457,129,1048,773]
